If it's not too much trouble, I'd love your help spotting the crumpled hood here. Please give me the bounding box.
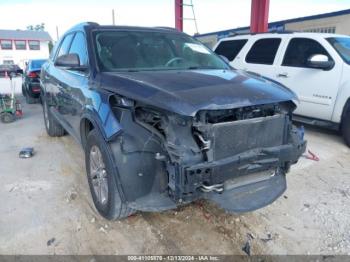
[100,69,297,116]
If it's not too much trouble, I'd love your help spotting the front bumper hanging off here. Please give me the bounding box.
[121,108,306,213]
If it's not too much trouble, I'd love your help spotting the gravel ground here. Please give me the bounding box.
[0,77,349,255]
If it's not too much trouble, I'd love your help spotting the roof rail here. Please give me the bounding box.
[86,22,100,27]
[228,30,299,37]
[154,26,179,31]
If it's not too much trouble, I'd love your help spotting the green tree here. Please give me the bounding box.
[27,23,45,31]
[48,41,53,53]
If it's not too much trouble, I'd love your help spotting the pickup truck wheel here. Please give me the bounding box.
[85,129,135,220]
[25,94,37,104]
[342,113,350,147]
[42,99,65,137]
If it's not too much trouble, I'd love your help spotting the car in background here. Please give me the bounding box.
[40,22,305,220]
[22,59,47,104]
[0,64,23,77]
[214,32,350,146]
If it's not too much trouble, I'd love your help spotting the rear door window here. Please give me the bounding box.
[282,38,332,68]
[246,38,281,65]
[215,39,248,61]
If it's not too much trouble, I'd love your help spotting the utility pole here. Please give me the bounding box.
[112,9,116,25]
[56,26,59,41]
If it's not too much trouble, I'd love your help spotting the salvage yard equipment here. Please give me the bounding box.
[0,94,22,123]
[0,75,22,124]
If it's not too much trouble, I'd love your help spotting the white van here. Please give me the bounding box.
[214,32,350,146]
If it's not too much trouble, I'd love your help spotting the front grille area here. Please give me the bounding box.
[211,114,287,160]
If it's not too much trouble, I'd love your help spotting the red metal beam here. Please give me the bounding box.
[250,0,270,33]
[175,0,183,31]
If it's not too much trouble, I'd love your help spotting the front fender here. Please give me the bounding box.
[332,66,350,124]
[81,92,122,142]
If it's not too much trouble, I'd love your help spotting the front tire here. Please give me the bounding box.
[85,129,135,220]
[342,113,350,147]
[42,98,65,137]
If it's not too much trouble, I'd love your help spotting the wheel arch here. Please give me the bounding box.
[340,98,350,128]
[331,76,350,125]
[80,107,122,148]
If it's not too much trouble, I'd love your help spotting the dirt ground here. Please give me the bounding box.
[0,77,349,255]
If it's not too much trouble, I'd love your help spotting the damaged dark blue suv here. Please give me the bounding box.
[40,22,306,220]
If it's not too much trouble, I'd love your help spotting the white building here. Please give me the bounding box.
[0,29,52,69]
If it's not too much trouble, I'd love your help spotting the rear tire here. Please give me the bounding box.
[85,129,135,220]
[42,98,65,137]
[25,94,37,104]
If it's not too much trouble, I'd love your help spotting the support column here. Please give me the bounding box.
[250,0,270,33]
[175,0,183,31]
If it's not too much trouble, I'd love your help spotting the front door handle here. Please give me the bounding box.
[277,72,289,78]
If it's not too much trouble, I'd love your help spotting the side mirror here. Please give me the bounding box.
[55,53,86,70]
[307,54,335,70]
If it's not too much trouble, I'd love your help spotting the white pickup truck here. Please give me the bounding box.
[214,32,350,146]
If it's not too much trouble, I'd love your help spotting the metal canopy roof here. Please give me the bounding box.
[0,29,52,41]
[197,8,350,38]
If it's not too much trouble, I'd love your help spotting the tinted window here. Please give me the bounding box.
[15,40,26,50]
[28,40,40,50]
[283,38,332,68]
[1,40,12,50]
[215,39,248,61]
[56,34,74,58]
[69,32,88,66]
[246,38,281,65]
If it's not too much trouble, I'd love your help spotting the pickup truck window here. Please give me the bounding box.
[327,37,350,65]
[245,38,281,65]
[215,39,248,61]
[282,38,332,68]
[94,31,229,72]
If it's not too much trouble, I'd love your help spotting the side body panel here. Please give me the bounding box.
[332,64,350,123]
[272,35,343,121]
[223,34,345,123]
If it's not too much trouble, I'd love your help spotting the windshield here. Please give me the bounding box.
[94,30,229,72]
[30,59,46,69]
[327,37,350,64]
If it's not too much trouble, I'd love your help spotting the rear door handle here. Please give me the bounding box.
[277,73,289,78]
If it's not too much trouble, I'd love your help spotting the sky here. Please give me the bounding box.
[0,0,349,41]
